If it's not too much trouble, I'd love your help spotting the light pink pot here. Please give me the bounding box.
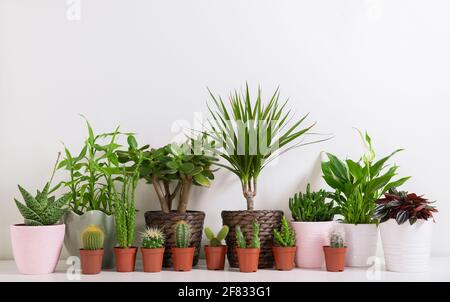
[291,221,335,268]
[10,224,65,274]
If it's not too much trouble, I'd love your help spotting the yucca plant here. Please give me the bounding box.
[14,153,69,226]
[322,130,410,224]
[207,83,328,210]
[273,216,295,247]
[289,184,338,222]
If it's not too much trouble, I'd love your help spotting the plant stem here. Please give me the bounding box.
[152,176,170,213]
[177,176,193,214]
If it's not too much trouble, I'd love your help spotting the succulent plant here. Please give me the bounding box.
[81,225,105,250]
[329,229,345,248]
[141,227,165,249]
[235,219,260,249]
[273,216,296,247]
[204,225,229,247]
[375,188,438,225]
[14,153,69,226]
[175,220,191,248]
[289,184,338,222]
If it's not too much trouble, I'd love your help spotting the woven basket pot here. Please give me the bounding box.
[144,210,205,267]
[221,210,283,268]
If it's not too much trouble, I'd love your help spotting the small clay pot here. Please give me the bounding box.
[114,247,137,272]
[236,248,260,273]
[272,246,296,271]
[141,247,165,273]
[205,245,227,270]
[172,247,195,272]
[323,246,347,272]
[80,249,104,275]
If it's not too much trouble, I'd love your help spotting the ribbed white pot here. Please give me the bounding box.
[380,219,433,273]
[291,221,335,268]
[343,223,378,267]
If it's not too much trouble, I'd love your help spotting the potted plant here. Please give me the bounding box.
[322,130,410,267]
[272,216,296,271]
[323,228,347,272]
[375,188,438,272]
[207,83,327,268]
[140,227,165,273]
[130,138,217,267]
[288,184,338,268]
[10,154,69,274]
[59,117,127,268]
[235,219,260,273]
[172,221,195,272]
[204,225,229,270]
[79,225,104,275]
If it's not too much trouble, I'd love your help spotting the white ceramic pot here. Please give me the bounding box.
[380,219,433,273]
[343,223,378,267]
[63,210,116,269]
[10,224,65,274]
[291,221,335,268]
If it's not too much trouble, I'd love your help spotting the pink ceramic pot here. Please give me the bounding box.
[291,221,334,268]
[10,224,65,274]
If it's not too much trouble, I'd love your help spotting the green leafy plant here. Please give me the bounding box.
[374,188,438,225]
[58,117,134,215]
[81,225,105,250]
[14,153,69,226]
[207,83,329,210]
[273,216,295,247]
[118,136,217,214]
[329,229,345,248]
[141,227,165,249]
[175,221,191,248]
[235,219,260,248]
[289,184,338,222]
[204,225,229,247]
[322,130,410,224]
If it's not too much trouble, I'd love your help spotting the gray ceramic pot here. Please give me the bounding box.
[63,210,116,269]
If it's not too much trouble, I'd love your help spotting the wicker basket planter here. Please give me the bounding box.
[221,210,283,268]
[144,210,205,267]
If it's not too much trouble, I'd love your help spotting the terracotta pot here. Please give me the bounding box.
[323,246,347,272]
[172,247,195,271]
[141,247,165,273]
[272,246,296,271]
[144,211,205,267]
[205,246,227,270]
[80,249,104,275]
[114,247,137,272]
[10,224,65,275]
[291,221,334,268]
[236,248,260,273]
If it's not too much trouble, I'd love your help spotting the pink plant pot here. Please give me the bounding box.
[10,224,65,274]
[291,221,334,268]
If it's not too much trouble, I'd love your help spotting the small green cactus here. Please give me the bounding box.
[175,220,191,248]
[204,225,229,247]
[141,227,165,249]
[273,216,296,247]
[329,229,345,248]
[81,225,105,250]
[235,219,260,249]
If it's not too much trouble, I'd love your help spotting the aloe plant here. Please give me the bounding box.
[207,83,328,210]
[322,130,410,224]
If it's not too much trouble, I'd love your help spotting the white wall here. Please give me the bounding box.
[1,0,449,260]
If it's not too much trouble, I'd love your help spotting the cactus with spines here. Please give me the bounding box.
[329,229,345,248]
[141,227,165,249]
[235,226,247,249]
[81,225,105,250]
[235,220,260,249]
[273,216,296,247]
[204,225,229,247]
[175,220,191,248]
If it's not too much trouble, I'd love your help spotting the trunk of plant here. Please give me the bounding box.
[242,178,257,211]
[177,176,193,214]
[151,176,170,213]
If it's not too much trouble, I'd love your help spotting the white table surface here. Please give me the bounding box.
[0,258,449,282]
